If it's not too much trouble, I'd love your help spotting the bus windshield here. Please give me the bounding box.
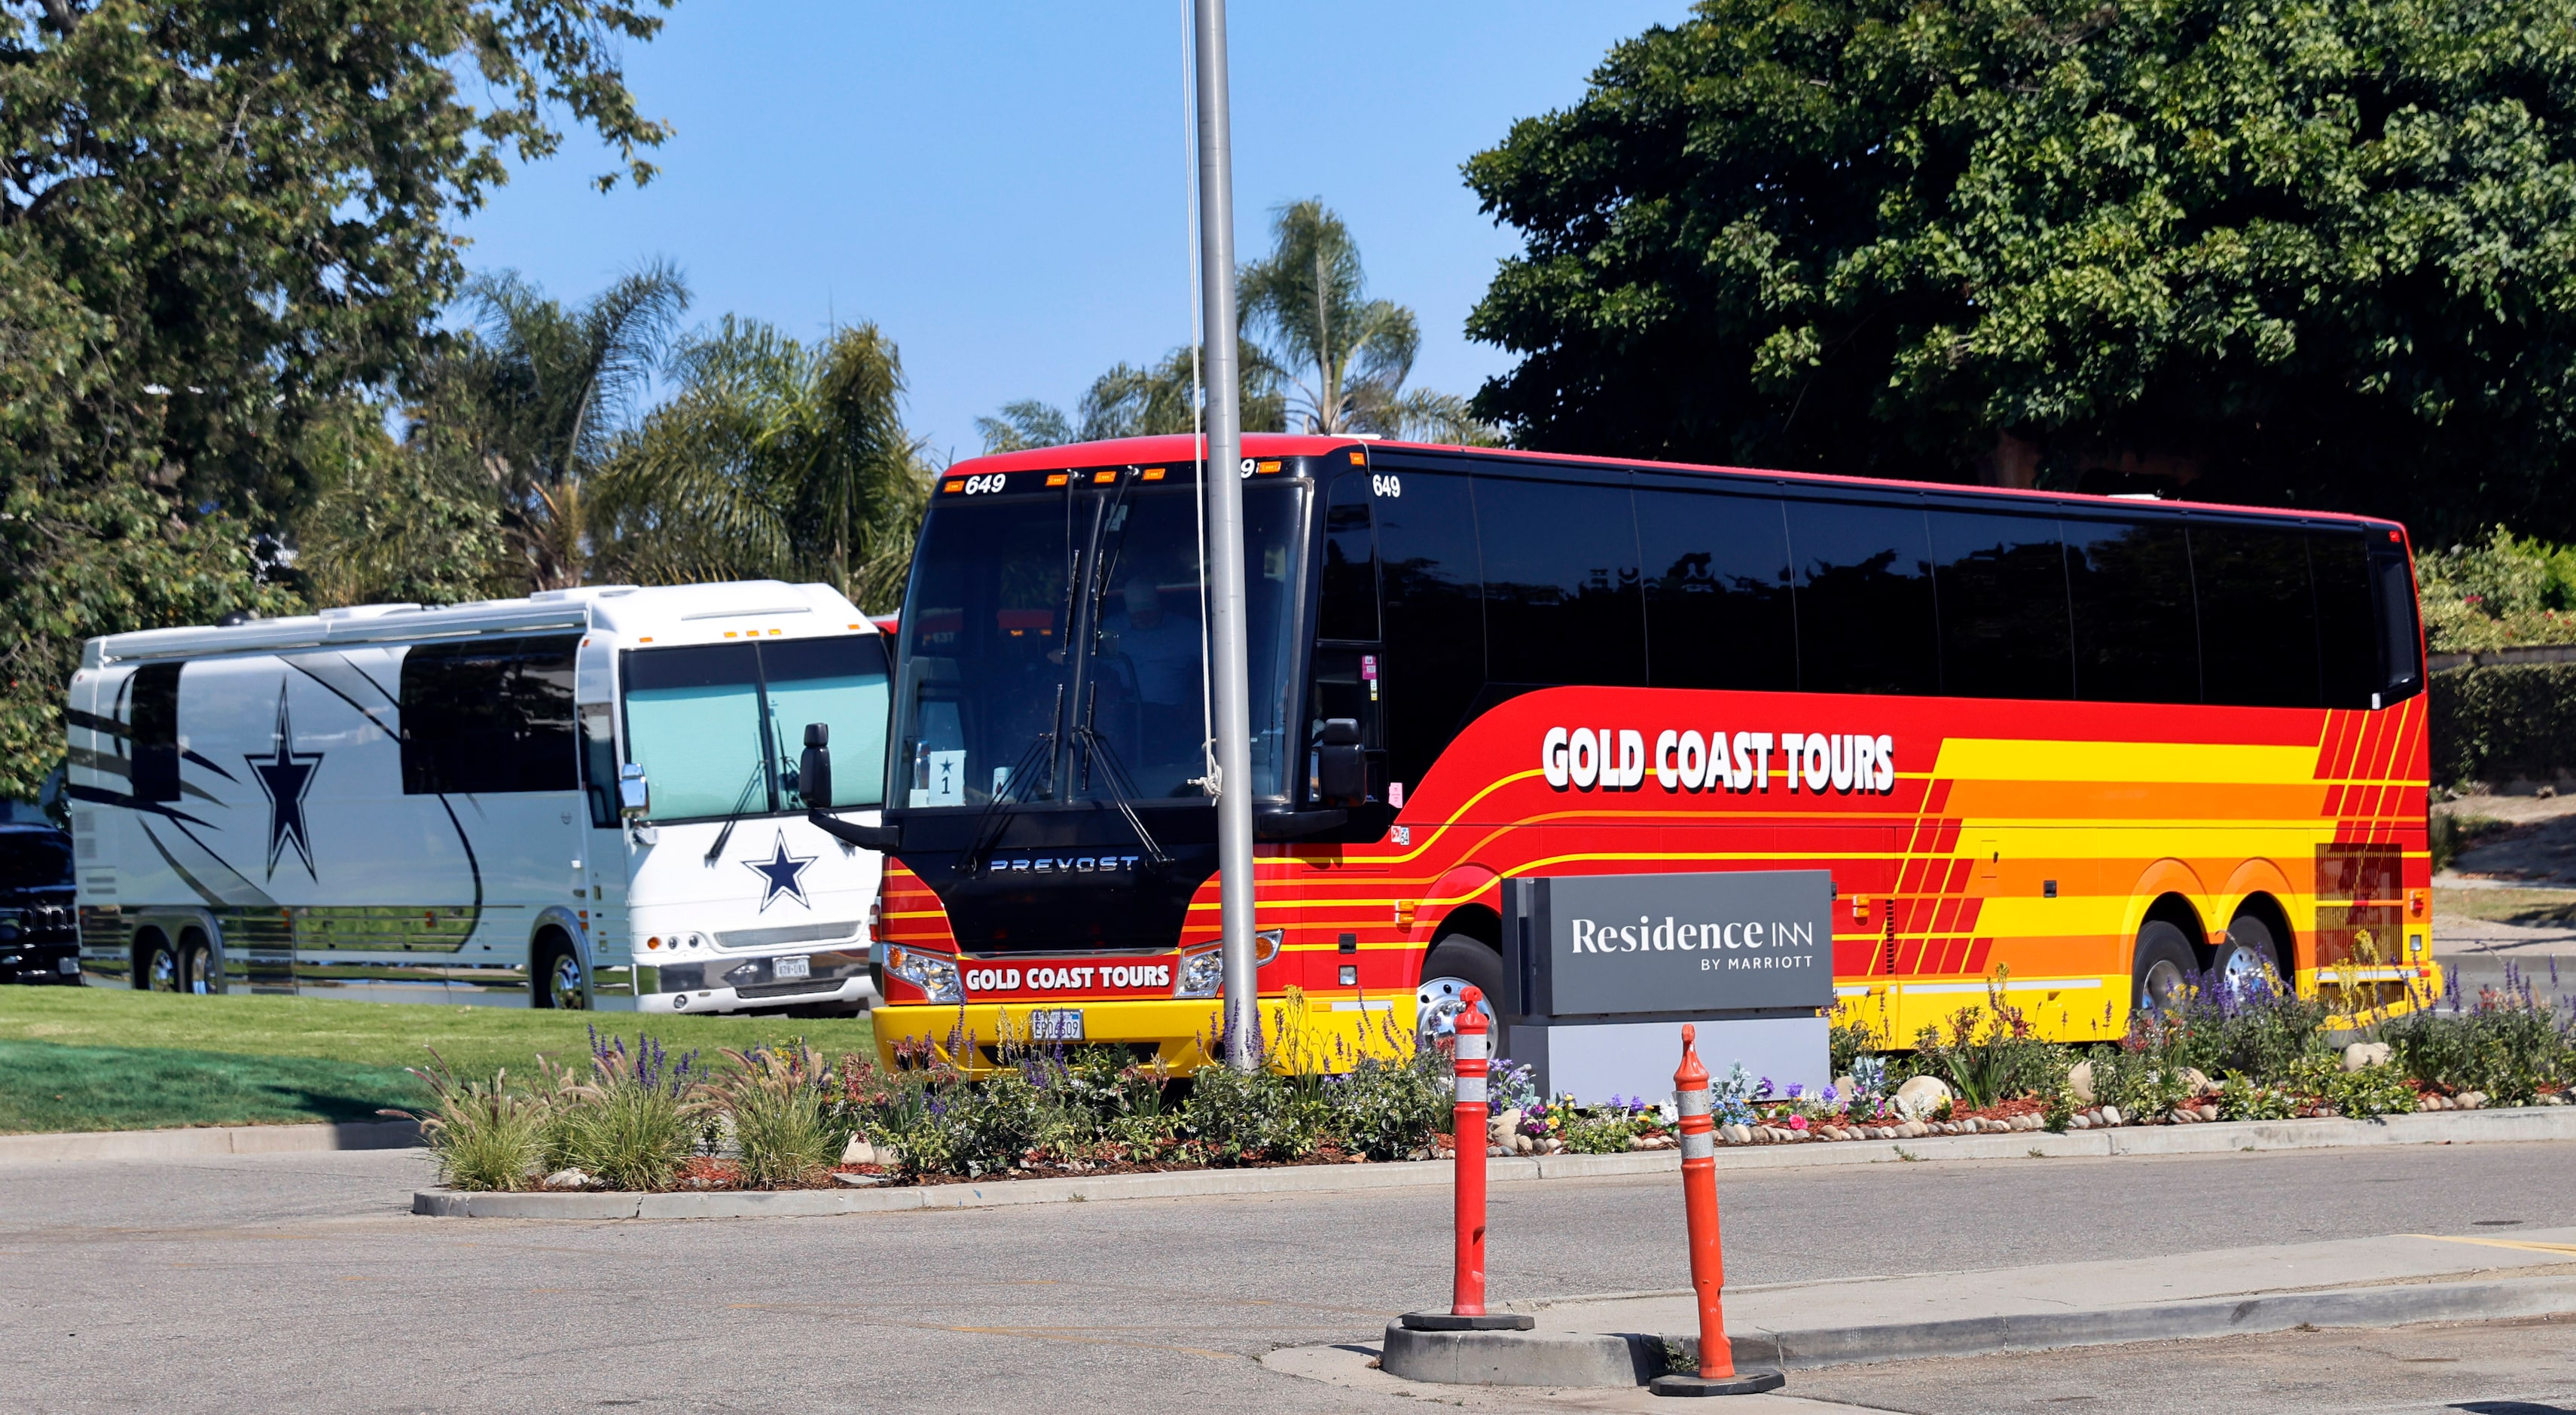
[622,635,890,823]
[895,480,1305,809]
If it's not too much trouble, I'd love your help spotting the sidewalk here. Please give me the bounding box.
[1278,1226,2576,1404]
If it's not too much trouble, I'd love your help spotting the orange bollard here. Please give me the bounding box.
[1650,1023,1785,1398]
[1399,986,1531,1335]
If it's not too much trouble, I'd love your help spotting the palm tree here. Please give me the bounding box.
[975,343,1286,454]
[1239,199,1433,438]
[594,317,932,611]
[420,264,691,590]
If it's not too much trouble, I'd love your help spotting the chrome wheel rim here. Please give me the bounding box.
[147,947,179,992]
[2213,944,2270,994]
[549,953,588,1010]
[2140,958,2189,1013]
[1415,976,1495,1045]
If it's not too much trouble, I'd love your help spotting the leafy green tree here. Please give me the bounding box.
[1465,0,2576,533]
[295,402,515,609]
[0,0,678,798]
[975,343,1286,454]
[595,317,932,612]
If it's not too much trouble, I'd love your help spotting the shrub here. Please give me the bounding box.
[2430,813,2510,873]
[1324,1050,1451,1161]
[543,1032,707,1190]
[2290,1055,2419,1119]
[1560,1109,1640,1154]
[2380,988,2573,1104]
[1912,979,2069,1109]
[399,1050,548,1192]
[2154,968,2333,1083]
[1183,1062,1326,1163]
[2430,662,2576,787]
[710,1043,853,1188]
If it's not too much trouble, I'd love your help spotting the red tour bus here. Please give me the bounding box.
[868,434,2432,1072]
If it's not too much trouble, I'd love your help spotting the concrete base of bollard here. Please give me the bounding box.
[1399,1312,1536,1331]
[1381,1321,1665,1388]
[1650,1369,1787,1398]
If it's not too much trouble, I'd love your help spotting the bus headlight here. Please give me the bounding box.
[1174,931,1282,999]
[884,946,963,1004]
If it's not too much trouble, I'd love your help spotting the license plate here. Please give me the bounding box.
[772,955,810,981]
[1029,1008,1084,1042]
[57,958,78,975]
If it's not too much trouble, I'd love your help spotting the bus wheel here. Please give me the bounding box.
[180,930,221,995]
[2212,915,2284,994]
[141,936,180,992]
[1416,936,1501,1046]
[2132,921,2198,1014]
[535,937,588,1010]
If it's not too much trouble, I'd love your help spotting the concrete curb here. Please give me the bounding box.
[1375,1277,2576,1388]
[410,1104,2576,1219]
[0,1118,421,1165]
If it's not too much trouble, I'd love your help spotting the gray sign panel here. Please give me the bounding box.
[1514,870,1834,1016]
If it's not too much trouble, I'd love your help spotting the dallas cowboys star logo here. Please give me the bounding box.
[244,684,323,880]
[743,831,815,911]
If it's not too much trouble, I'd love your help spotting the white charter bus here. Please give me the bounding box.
[65,580,889,1014]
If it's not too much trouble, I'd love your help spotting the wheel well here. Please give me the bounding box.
[2229,892,2299,973]
[130,926,169,989]
[178,925,208,951]
[2139,894,2209,967]
[1434,904,1500,950]
[532,924,575,964]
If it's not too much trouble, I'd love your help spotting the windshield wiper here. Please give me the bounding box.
[958,686,1063,877]
[1073,684,1173,870]
[701,759,771,864]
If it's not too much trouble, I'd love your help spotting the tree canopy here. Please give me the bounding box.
[1465,0,2576,536]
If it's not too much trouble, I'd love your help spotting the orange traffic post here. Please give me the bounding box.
[1650,1023,1784,1397]
[1399,986,1531,1336]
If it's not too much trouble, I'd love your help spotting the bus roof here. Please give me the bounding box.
[942,433,2404,536]
[81,579,878,668]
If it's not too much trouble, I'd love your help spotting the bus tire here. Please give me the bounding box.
[2212,914,2284,992]
[2132,921,2198,1014]
[1416,936,1501,1046]
[534,934,588,1010]
[138,933,179,992]
[180,929,221,995]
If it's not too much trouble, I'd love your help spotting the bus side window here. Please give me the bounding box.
[1927,509,2073,700]
[1784,497,1941,696]
[1473,472,1647,689]
[399,635,581,795]
[127,662,184,803]
[2065,518,2199,704]
[1636,486,1797,692]
[2311,531,2382,710]
[1373,467,1482,794]
[2193,524,2322,708]
[578,704,617,827]
[1318,472,1378,642]
[2370,540,2424,703]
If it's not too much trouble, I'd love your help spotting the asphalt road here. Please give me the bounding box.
[2,1141,2571,1413]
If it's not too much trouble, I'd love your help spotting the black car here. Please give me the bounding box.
[0,824,78,985]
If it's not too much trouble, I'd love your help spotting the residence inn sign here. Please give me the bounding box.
[1518,869,1836,1016]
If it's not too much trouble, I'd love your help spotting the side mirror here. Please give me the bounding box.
[797,722,832,808]
[1315,717,1365,806]
[618,763,649,818]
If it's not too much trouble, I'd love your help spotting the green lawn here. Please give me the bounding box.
[0,987,874,1134]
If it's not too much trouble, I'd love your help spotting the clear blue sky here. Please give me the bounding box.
[454,2,1688,460]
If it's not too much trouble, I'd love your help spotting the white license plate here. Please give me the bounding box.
[772,955,810,981]
[57,957,79,975]
[1029,1008,1084,1042]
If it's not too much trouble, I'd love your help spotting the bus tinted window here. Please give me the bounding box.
[127,662,182,803]
[763,635,890,808]
[1636,488,1798,692]
[1376,469,1482,791]
[1317,472,1378,642]
[1784,499,1940,695]
[1930,511,2073,700]
[2193,524,2320,708]
[2373,544,2424,700]
[1474,473,1646,689]
[400,636,578,794]
[2310,531,2379,710]
[2065,519,2198,704]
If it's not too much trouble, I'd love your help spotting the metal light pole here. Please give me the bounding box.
[1192,0,1259,1071]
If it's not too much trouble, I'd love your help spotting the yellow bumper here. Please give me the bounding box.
[872,994,1420,1075]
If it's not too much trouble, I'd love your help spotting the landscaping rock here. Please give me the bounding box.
[2068,1059,2097,1106]
[2342,1041,2394,1072]
[2070,1114,2092,1129]
[542,1168,590,1190]
[2180,1067,2215,1096]
[1833,1074,1858,1099]
[841,1139,899,1166]
[1490,1108,1524,1145]
[1892,1075,1954,1120]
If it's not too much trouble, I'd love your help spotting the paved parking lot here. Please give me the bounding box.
[2,1141,2571,1412]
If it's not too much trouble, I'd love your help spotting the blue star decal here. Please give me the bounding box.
[743,832,815,911]
[243,685,322,880]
